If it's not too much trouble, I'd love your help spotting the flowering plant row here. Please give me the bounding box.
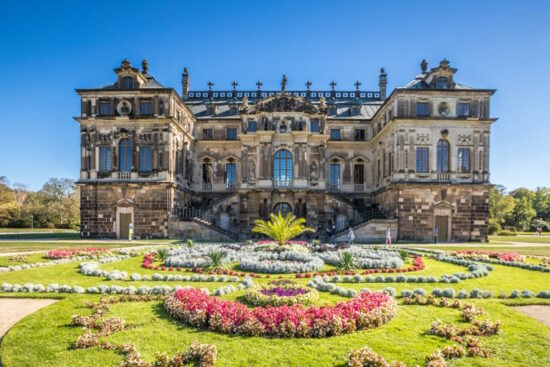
[454,250,524,262]
[256,240,308,246]
[239,251,324,274]
[164,288,396,338]
[243,283,319,306]
[317,248,404,269]
[45,247,111,259]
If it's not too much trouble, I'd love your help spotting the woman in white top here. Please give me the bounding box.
[348,227,355,245]
[385,228,392,246]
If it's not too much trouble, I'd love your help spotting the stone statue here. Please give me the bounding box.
[310,161,318,179]
[281,74,288,93]
[320,96,327,110]
[248,160,256,179]
[241,96,249,110]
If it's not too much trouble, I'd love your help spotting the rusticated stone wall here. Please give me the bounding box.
[333,219,398,243]
[374,184,490,242]
[80,182,174,239]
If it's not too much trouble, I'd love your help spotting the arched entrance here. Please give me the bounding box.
[273,202,292,217]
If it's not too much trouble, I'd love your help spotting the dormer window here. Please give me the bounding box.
[121,76,134,89]
[436,76,448,89]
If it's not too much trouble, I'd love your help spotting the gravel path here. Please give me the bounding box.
[0,298,58,337]
[514,305,550,327]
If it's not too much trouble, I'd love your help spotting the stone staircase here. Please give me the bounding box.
[171,207,239,241]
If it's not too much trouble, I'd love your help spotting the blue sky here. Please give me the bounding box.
[0,0,549,191]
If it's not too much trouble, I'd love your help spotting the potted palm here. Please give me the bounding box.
[252,212,314,247]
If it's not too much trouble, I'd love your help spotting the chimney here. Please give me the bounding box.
[378,67,387,100]
[181,67,190,99]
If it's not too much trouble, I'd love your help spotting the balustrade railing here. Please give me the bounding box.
[273,179,292,188]
[118,171,131,180]
[202,182,212,191]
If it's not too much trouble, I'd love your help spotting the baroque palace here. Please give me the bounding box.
[75,58,495,242]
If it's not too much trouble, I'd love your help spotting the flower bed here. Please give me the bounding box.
[45,247,111,259]
[163,245,241,269]
[454,250,525,262]
[243,282,319,306]
[317,248,404,269]
[239,251,324,274]
[164,288,396,338]
[256,240,308,246]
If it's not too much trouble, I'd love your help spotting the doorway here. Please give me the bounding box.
[119,213,131,239]
[435,216,448,242]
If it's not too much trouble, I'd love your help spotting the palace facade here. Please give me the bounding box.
[75,58,495,242]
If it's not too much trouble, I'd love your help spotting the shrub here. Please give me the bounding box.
[413,288,427,296]
[401,289,413,298]
[442,288,456,298]
[457,290,468,299]
[521,290,535,298]
[383,287,397,297]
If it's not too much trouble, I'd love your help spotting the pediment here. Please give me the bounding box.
[255,94,318,114]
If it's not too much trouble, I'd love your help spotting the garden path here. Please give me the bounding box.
[0,298,58,337]
[514,305,550,327]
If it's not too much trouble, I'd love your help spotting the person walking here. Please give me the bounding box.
[385,228,392,246]
[348,227,355,245]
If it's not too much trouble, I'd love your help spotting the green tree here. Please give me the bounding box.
[488,185,515,234]
[252,212,314,246]
[507,196,536,231]
[533,187,550,221]
[0,181,19,227]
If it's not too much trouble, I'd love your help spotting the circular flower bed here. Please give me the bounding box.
[239,251,324,274]
[164,288,396,338]
[243,282,319,306]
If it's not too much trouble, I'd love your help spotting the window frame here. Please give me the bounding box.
[99,101,112,116]
[457,102,470,117]
[310,120,320,133]
[139,100,153,116]
[99,146,112,172]
[416,102,429,116]
[119,139,133,172]
[202,128,213,140]
[247,120,257,133]
[457,147,470,173]
[354,129,366,141]
[273,149,293,184]
[330,128,341,140]
[225,162,237,185]
[436,140,450,173]
[436,76,448,89]
[416,147,429,173]
[329,162,341,186]
[226,128,238,140]
[139,146,152,172]
[121,76,134,89]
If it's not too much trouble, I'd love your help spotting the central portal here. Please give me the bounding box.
[273,202,292,216]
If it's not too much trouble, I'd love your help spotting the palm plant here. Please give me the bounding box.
[156,248,169,263]
[204,250,227,271]
[337,252,357,271]
[252,212,315,247]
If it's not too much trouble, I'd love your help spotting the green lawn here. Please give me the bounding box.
[0,240,170,254]
[0,244,549,366]
[405,245,550,257]
[489,235,550,244]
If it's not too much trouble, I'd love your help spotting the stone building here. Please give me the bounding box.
[75,58,495,242]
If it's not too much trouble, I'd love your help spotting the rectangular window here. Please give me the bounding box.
[353,164,364,184]
[140,101,153,115]
[99,146,111,172]
[457,103,470,117]
[416,102,429,116]
[416,147,429,173]
[202,129,213,140]
[139,146,152,172]
[247,120,257,132]
[330,129,341,140]
[100,101,112,116]
[310,120,320,133]
[226,128,237,140]
[329,163,340,186]
[225,163,237,185]
[458,148,470,173]
[354,129,365,141]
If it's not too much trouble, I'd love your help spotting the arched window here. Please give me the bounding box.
[121,76,134,89]
[273,202,292,217]
[436,140,450,173]
[274,149,292,187]
[119,139,132,172]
